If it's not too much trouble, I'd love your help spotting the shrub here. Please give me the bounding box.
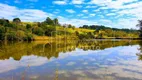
[33,27,44,36]
[16,30,26,40]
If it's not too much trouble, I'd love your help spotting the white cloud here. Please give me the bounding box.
[85,5,97,8]
[90,14,96,17]
[53,9,60,14]
[75,5,82,8]
[88,0,142,29]
[106,13,116,16]
[53,0,67,5]
[0,1,141,29]
[89,0,140,9]
[89,0,111,5]
[116,18,138,28]
[77,14,84,17]
[57,16,98,27]
[66,9,76,13]
[0,3,98,27]
[71,0,84,4]
[0,3,53,22]
[82,10,88,13]
[93,9,100,12]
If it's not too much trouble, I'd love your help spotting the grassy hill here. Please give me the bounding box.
[0,17,139,41]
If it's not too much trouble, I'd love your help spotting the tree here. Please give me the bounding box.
[33,27,44,36]
[37,22,41,27]
[26,24,32,30]
[13,18,21,23]
[0,26,5,40]
[82,25,89,28]
[136,20,142,38]
[24,33,33,41]
[0,18,10,27]
[75,31,79,36]
[68,24,72,28]
[16,30,26,40]
[44,25,56,36]
[45,17,54,25]
[7,31,16,40]
[53,18,59,25]
[87,32,95,38]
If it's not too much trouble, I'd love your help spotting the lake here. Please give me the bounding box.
[0,40,142,80]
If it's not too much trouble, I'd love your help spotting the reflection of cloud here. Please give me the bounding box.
[82,62,88,65]
[56,45,142,79]
[29,75,39,79]
[57,45,139,62]
[89,58,96,61]
[0,58,19,73]
[72,70,86,77]
[117,45,139,56]
[66,62,76,66]
[58,70,67,74]
[20,56,47,67]
[0,44,141,80]
[87,64,142,79]
[0,56,48,73]
[77,77,96,80]
[75,67,82,70]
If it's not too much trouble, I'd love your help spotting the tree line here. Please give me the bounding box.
[0,17,141,41]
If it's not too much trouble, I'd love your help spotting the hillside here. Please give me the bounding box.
[0,17,139,41]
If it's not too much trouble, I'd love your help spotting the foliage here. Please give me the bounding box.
[33,27,44,36]
[16,30,26,40]
[0,26,5,40]
[0,17,139,41]
[45,17,54,25]
[26,24,32,30]
[13,18,21,23]
[136,20,142,38]
[80,25,139,38]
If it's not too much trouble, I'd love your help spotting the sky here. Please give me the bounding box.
[0,0,142,29]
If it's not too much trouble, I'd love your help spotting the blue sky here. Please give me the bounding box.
[0,0,142,29]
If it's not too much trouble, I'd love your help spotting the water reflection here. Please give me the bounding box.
[0,40,139,60]
[0,40,142,80]
[136,41,142,61]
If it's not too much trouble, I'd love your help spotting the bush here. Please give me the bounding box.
[44,25,56,36]
[24,33,33,41]
[16,30,26,40]
[0,26,5,40]
[7,31,17,40]
[78,33,88,39]
[33,27,44,36]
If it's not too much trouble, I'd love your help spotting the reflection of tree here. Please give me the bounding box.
[136,41,142,60]
[0,40,139,60]
[54,69,58,80]
[136,54,142,60]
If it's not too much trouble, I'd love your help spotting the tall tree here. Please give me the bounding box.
[45,17,54,25]
[13,18,21,23]
[13,18,21,30]
[53,18,59,25]
[136,20,142,38]
[0,18,10,27]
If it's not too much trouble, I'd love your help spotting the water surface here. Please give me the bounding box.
[0,40,142,80]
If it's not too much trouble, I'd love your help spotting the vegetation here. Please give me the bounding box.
[0,17,139,41]
[0,40,139,60]
[136,20,142,38]
[79,25,138,39]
